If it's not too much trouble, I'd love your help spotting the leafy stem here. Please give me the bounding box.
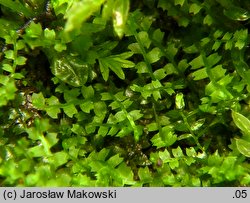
[180,111,203,151]
[152,100,163,138]
[110,92,140,142]
[151,38,181,75]
[127,16,155,80]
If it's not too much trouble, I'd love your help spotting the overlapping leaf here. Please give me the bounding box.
[98,52,134,81]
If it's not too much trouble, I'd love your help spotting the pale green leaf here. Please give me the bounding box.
[128,43,141,54]
[2,64,14,73]
[164,63,178,76]
[174,0,185,6]
[80,100,94,113]
[186,147,197,157]
[64,0,106,32]
[114,111,127,122]
[16,56,27,66]
[128,110,143,121]
[178,59,189,72]
[146,47,163,64]
[46,133,59,148]
[175,92,185,109]
[172,146,183,158]
[136,62,148,73]
[234,29,248,50]
[189,55,204,69]
[97,126,109,136]
[44,28,56,41]
[81,85,94,99]
[12,73,24,79]
[46,107,61,119]
[117,162,135,185]
[210,65,226,81]
[151,126,177,148]
[46,96,61,118]
[232,111,250,138]
[206,53,222,68]
[191,118,206,131]
[203,14,213,25]
[165,43,178,61]
[192,67,208,80]
[107,154,123,168]
[94,101,107,117]
[169,159,179,169]
[25,22,43,38]
[138,31,151,49]
[159,149,171,162]
[113,0,130,38]
[4,50,14,60]
[236,139,250,157]
[63,104,78,118]
[27,145,46,157]
[153,68,167,80]
[189,3,202,14]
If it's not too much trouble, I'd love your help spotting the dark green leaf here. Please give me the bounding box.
[192,68,208,80]
[0,0,33,18]
[224,6,250,21]
[51,54,89,87]
[107,154,123,168]
[48,151,69,168]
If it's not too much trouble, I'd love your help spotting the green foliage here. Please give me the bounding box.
[0,0,250,186]
[98,51,134,81]
[232,111,250,157]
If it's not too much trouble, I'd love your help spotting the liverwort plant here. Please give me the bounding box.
[0,0,250,186]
